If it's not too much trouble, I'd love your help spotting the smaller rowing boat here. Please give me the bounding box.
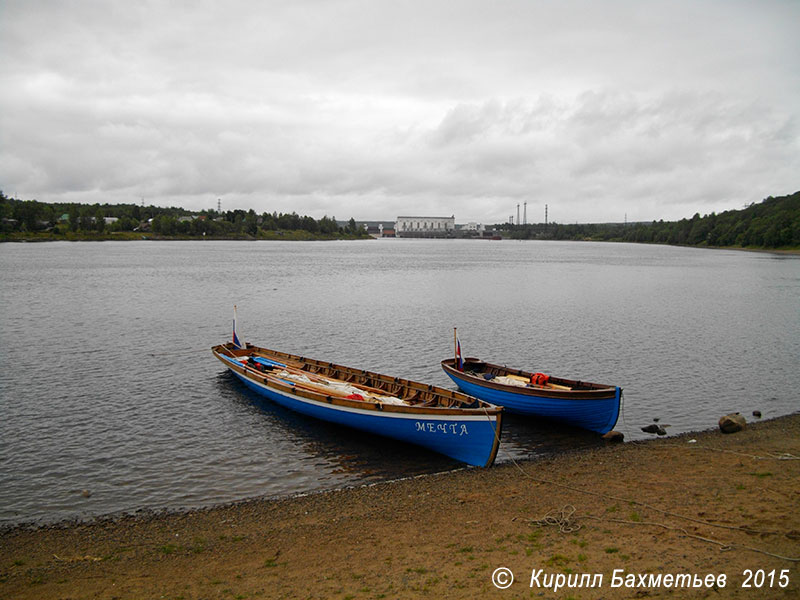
[441,331,621,434]
[212,309,503,467]
[442,357,621,434]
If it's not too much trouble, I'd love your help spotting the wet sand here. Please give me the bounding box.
[2,414,798,599]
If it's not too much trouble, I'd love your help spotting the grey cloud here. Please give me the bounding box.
[0,0,798,223]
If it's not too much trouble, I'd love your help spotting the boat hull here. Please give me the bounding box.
[442,358,620,434]
[213,345,502,467]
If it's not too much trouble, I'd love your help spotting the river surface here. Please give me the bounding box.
[1,239,798,525]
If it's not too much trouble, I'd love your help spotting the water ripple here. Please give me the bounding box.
[1,240,798,525]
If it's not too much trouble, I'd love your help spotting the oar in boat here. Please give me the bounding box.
[238,356,403,403]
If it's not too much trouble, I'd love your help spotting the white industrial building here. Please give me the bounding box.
[395,216,455,238]
[458,222,485,233]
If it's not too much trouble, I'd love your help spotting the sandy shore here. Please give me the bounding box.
[2,414,798,599]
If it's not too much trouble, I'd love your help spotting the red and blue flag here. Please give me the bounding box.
[232,305,244,349]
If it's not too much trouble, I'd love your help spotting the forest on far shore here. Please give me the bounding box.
[0,192,368,241]
[1,190,798,250]
[500,191,799,250]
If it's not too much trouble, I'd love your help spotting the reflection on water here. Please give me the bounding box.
[497,414,606,462]
[220,372,461,480]
[220,371,605,476]
[1,240,798,525]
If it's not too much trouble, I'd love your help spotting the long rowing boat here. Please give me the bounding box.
[442,357,620,434]
[212,316,503,466]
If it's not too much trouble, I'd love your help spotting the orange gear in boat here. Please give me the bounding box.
[531,372,550,386]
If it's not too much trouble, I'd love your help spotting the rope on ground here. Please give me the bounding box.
[499,447,800,561]
[618,390,635,442]
[584,516,800,563]
[53,554,103,562]
[636,443,800,461]
[503,448,778,536]
[529,505,581,533]
[690,446,800,461]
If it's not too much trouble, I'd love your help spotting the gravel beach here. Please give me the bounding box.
[2,413,798,599]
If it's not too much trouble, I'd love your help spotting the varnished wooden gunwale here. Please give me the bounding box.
[441,357,618,401]
[213,343,502,417]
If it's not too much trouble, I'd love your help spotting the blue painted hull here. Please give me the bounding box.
[442,359,621,434]
[213,346,503,467]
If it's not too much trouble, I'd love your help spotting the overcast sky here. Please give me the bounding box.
[1,1,798,224]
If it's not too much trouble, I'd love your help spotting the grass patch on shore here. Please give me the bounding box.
[545,553,571,567]
[157,540,207,556]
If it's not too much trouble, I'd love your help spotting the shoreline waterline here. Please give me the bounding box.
[2,234,799,255]
[1,412,787,533]
[1,413,797,598]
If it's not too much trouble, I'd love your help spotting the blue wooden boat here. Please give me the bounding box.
[212,341,503,467]
[441,357,621,434]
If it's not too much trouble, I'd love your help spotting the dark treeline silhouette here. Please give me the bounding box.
[0,192,367,239]
[499,191,800,250]
[3,190,798,248]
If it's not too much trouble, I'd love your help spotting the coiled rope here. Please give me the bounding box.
[500,445,799,562]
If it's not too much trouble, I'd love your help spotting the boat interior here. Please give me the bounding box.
[219,343,486,409]
[454,358,612,392]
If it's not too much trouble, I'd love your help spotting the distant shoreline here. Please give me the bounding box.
[2,233,798,254]
[0,232,370,243]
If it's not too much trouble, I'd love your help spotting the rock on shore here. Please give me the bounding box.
[719,412,746,433]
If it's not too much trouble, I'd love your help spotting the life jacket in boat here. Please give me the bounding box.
[531,372,550,386]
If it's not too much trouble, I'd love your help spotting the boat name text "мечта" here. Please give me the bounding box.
[415,422,469,435]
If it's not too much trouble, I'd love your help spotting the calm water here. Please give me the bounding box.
[1,240,798,525]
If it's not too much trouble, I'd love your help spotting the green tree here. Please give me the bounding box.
[95,208,105,233]
[318,215,338,234]
[301,215,318,233]
[244,210,258,236]
[261,212,277,231]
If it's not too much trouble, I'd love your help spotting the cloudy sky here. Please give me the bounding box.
[1,0,798,224]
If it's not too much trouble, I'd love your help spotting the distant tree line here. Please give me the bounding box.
[0,192,367,239]
[499,191,800,250]
[4,190,798,248]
